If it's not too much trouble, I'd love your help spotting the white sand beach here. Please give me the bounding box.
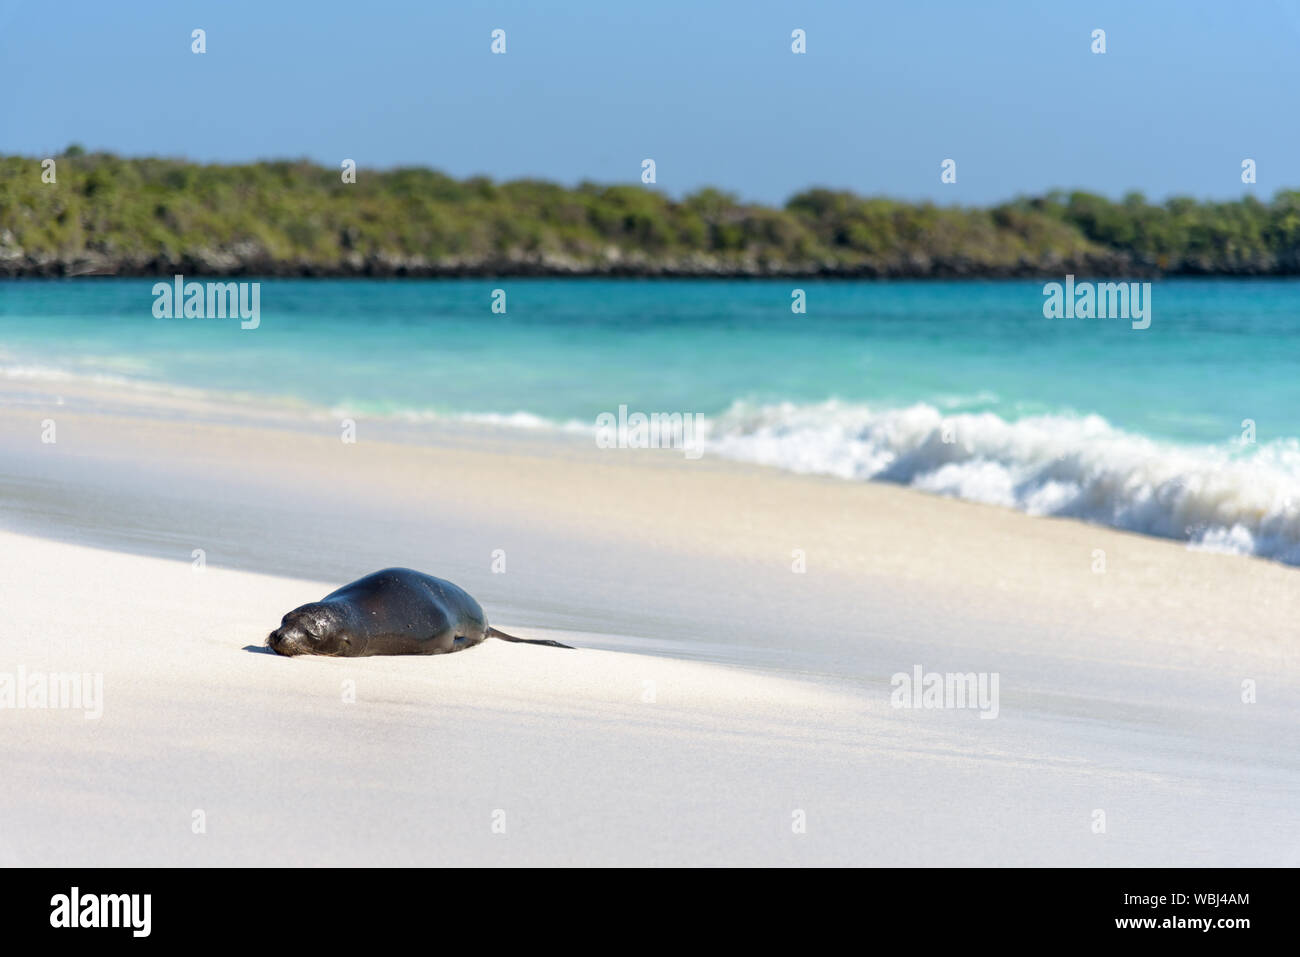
[2,381,1298,866]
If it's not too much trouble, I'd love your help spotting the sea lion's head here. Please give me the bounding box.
[267,602,358,657]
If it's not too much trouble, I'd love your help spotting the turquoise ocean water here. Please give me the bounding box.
[3,278,1300,562]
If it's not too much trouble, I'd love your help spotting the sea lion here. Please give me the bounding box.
[266,567,572,657]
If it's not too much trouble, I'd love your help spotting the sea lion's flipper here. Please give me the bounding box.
[487,627,574,649]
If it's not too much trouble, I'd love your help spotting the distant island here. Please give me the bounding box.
[3,148,1298,279]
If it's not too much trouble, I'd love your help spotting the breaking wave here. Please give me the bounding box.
[703,400,1300,564]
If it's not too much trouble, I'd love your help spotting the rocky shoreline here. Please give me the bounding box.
[3,245,1290,280]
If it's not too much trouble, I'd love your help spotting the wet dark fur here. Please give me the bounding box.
[267,568,571,657]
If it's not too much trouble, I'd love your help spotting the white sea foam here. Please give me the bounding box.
[702,400,1300,564]
[460,410,588,431]
[9,356,1299,564]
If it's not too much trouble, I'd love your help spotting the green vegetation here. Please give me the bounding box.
[2,150,1299,277]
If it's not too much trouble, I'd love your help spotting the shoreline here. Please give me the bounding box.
[5,363,1299,570]
[2,378,1298,864]
[2,260,1291,280]
[3,376,1298,670]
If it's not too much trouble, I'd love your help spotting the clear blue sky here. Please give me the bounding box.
[3,0,1298,205]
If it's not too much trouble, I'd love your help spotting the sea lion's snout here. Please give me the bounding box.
[267,604,351,657]
[266,624,308,656]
